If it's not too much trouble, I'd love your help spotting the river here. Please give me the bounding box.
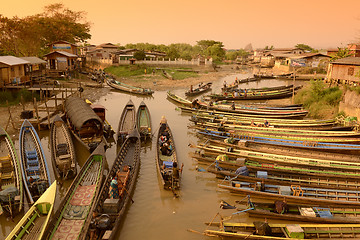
[0,72,304,239]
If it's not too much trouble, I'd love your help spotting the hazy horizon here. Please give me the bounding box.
[2,0,360,50]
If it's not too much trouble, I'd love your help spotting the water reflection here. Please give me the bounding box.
[0,72,305,239]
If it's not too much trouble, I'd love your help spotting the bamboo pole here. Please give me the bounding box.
[44,97,50,129]
[33,98,40,131]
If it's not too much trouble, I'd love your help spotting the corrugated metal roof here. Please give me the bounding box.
[0,56,29,66]
[43,51,78,57]
[19,57,46,64]
[332,57,360,66]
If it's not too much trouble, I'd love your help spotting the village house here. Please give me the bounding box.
[43,40,79,76]
[19,57,47,81]
[347,43,360,57]
[0,56,30,87]
[326,57,360,85]
[85,43,119,64]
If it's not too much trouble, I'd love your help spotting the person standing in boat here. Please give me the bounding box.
[160,116,167,133]
[231,101,236,110]
[109,177,119,199]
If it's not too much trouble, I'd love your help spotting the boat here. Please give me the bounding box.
[156,119,181,192]
[185,82,212,97]
[197,128,360,152]
[6,181,57,240]
[88,101,115,140]
[49,115,77,179]
[241,199,360,224]
[218,180,360,207]
[82,129,140,240]
[42,143,106,240]
[208,87,302,101]
[205,222,360,239]
[167,92,308,118]
[106,77,154,95]
[0,127,23,218]
[19,119,51,204]
[136,101,152,141]
[65,96,104,152]
[117,99,136,143]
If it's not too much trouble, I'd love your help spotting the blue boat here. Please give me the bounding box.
[19,119,51,204]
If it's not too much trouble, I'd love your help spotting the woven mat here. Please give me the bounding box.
[69,185,96,206]
[52,219,84,240]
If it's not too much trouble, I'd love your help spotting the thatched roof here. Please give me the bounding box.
[65,96,102,130]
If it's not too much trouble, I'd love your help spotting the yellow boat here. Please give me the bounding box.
[6,180,57,240]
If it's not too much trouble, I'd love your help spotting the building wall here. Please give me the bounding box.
[51,42,77,55]
[329,64,360,83]
[0,65,26,85]
[46,52,76,71]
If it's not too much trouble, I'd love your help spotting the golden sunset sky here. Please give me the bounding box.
[2,0,360,49]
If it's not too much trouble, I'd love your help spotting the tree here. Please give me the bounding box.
[206,44,225,62]
[295,43,314,52]
[0,3,91,56]
[331,47,352,61]
[133,50,146,60]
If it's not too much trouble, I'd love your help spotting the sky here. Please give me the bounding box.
[1,0,360,50]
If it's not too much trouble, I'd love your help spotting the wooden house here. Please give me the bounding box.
[44,41,79,76]
[347,43,360,57]
[0,56,29,87]
[327,57,360,84]
[290,53,330,68]
[19,57,47,80]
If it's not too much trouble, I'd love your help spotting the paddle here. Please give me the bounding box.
[118,177,135,203]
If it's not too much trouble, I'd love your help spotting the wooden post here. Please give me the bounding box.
[33,98,40,131]
[20,95,25,111]
[292,68,296,104]
[44,97,51,129]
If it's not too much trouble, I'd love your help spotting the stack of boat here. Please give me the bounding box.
[168,88,360,238]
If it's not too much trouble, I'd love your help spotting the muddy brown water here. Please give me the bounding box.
[0,73,303,239]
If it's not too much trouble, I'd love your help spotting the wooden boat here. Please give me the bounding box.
[19,119,51,204]
[49,115,77,179]
[191,152,360,180]
[117,99,136,143]
[136,101,152,141]
[218,180,360,207]
[241,200,360,224]
[156,121,181,191]
[87,100,115,140]
[42,143,106,240]
[167,92,308,118]
[6,181,57,240]
[196,121,360,138]
[162,70,173,80]
[205,222,360,239]
[208,87,301,101]
[82,129,140,240]
[221,81,239,92]
[185,82,212,96]
[0,127,23,218]
[238,84,298,93]
[194,142,360,172]
[106,78,154,95]
[197,129,360,152]
[65,96,104,152]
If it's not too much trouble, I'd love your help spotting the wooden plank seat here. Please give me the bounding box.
[0,155,13,171]
[0,171,14,181]
[14,209,41,239]
[56,143,68,156]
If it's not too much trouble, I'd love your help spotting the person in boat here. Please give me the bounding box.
[160,116,167,133]
[162,127,170,139]
[161,142,172,156]
[191,99,200,109]
[109,177,119,199]
[218,121,226,132]
[264,120,270,127]
[172,162,180,180]
[159,135,167,147]
[190,85,193,92]
[251,120,257,127]
[231,101,236,110]
[223,81,227,88]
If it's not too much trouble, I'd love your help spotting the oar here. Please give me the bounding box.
[118,177,135,203]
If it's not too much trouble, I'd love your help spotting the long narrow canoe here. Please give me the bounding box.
[196,121,360,138]
[191,152,360,179]
[42,143,106,240]
[242,201,360,224]
[205,222,360,239]
[19,119,51,204]
[0,127,23,218]
[83,129,140,240]
[196,126,360,144]
[106,78,154,95]
[219,180,360,207]
[195,143,360,172]
[185,82,212,96]
[6,181,57,240]
[136,101,152,141]
[49,115,77,179]
[156,121,181,191]
[168,91,308,118]
[117,99,136,144]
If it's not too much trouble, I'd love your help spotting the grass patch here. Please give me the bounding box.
[0,89,39,107]
[104,65,199,80]
[294,80,342,118]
